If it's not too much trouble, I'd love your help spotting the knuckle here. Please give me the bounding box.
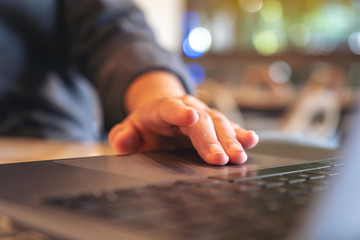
[157,96,171,107]
[230,121,240,129]
[208,109,228,123]
[181,94,194,102]
[181,95,208,108]
[196,110,212,121]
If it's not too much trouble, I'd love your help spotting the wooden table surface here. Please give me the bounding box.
[0,137,116,164]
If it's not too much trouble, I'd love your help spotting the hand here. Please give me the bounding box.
[108,95,259,165]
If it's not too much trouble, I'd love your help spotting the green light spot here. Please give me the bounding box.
[253,30,280,55]
[260,0,283,22]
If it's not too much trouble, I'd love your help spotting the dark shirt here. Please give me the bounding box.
[0,0,193,141]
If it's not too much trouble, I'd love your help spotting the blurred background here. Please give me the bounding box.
[135,0,360,149]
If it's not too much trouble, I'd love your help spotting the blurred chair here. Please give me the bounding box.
[278,63,347,144]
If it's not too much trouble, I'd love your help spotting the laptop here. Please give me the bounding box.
[0,108,359,239]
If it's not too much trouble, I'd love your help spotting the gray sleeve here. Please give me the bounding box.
[61,0,194,130]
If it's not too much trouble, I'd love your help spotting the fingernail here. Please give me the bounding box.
[209,144,229,165]
[210,144,229,160]
[247,130,259,143]
[248,130,258,137]
[239,151,248,163]
[228,143,248,164]
[209,143,225,155]
[229,143,244,153]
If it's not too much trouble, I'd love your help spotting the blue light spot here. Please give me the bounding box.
[182,37,204,58]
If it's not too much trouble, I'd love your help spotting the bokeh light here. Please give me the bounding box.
[269,61,292,83]
[182,26,212,58]
[188,27,212,53]
[288,24,311,48]
[181,1,359,55]
[182,36,204,58]
[238,0,263,13]
[301,3,354,54]
[260,0,283,22]
[307,33,338,55]
[253,30,280,55]
[348,32,360,55]
[318,3,351,40]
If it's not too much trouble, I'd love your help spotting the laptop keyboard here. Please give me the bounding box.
[45,159,343,240]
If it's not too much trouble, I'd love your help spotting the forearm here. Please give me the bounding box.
[125,71,188,113]
[62,0,193,129]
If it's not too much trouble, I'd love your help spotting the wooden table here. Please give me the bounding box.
[0,137,116,164]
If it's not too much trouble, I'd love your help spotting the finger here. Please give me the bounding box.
[108,121,141,154]
[231,123,259,149]
[208,110,248,164]
[108,123,125,147]
[184,110,229,165]
[157,97,199,127]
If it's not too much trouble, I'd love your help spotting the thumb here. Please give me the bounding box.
[109,123,141,154]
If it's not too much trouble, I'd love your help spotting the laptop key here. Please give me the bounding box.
[307,168,342,177]
[235,180,263,192]
[260,178,286,188]
[282,183,311,197]
[304,179,331,192]
[281,173,309,182]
